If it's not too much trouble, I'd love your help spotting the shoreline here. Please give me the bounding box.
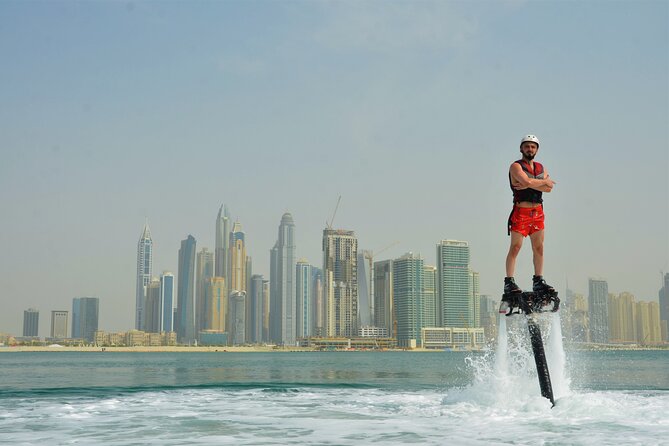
[0,345,666,353]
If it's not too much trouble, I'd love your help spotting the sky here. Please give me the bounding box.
[1,0,667,337]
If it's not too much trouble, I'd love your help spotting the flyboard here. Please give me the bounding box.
[499,290,560,406]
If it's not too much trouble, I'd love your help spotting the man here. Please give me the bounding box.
[504,134,556,296]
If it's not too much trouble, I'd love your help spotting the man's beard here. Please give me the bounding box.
[522,152,535,161]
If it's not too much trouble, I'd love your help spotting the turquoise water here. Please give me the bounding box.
[1,349,668,444]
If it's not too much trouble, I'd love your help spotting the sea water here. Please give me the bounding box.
[0,330,667,445]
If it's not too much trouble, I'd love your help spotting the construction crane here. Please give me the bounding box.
[326,196,341,230]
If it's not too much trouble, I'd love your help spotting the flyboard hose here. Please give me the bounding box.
[499,291,560,407]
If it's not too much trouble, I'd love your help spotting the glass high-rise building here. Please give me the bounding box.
[144,279,161,333]
[357,251,372,327]
[470,270,481,328]
[160,272,175,332]
[177,235,197,343]
[323,228,358,337]
[296,260,313,339]
[196,248,214,334]
[248,274,265,343]
[312,268,324,337]
[229,291,246,345]
[23,308,39,337]
[204,276,227,332]
[588,278,609,344]
[270,213,296,345]
[72,297,99,342]
[393,253,424,347]
[215,204,232,292]
[423,265,437,328]
[436,240,472,328]
[229,222,247,293]
[135,222,153,330]
[659,272,669,340]
[373,259,394,336]
[50,311,68,339]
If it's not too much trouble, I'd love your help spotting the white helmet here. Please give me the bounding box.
[520,134,540,147]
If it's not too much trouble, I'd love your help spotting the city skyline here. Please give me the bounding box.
[1,1,667,336]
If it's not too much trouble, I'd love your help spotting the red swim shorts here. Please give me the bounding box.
[509,205,545,237]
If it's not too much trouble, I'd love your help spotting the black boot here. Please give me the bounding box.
[504,277,522,294]
[532,275,555,295]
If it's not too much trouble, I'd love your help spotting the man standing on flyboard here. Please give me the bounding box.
[504,134,557,297]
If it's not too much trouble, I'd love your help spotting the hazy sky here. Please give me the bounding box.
[1,1,667,336]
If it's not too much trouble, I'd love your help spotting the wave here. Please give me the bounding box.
[0,381,379,400]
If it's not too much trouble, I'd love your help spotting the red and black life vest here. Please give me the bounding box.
[509,159,544,204]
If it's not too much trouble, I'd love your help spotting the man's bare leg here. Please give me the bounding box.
[529,230,544,276]
[505,231,524,277]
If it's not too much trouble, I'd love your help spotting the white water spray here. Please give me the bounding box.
[545,312,571,399]
[493,316,508,378]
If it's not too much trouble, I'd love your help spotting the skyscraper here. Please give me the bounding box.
[215,204,232,290]
[436,240,472,328]
[312,268,324,337]
[177,235,197,343]
[160,272,175,332]
[204,276,227,332]
[470,270,481,328]
[608,292,637,344]
[270,213,296,345]
[229,291,246,345]
[144,279,161,333]
[373,259,394,336]
[249,274,265,343]
[659,272,669,341]
[423,265,437,328]
[23,308,39,337]
[229,222,247,292]
[135,222,153,330]
[72,297,99,342]
[357,251,372,327]
[393,253,424,347]
[296,260,313,339]
[50,311,68,339]
[196,248,214,334]
[588,278,609,344]
[323,228,358,337]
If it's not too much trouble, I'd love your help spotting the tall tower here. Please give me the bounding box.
[393,253,424,347]
[229,291,246,345]
[323,228,358,337]
[312,268,324,337]
[205,277,227,332]
[373,259,394,336]
[588,278,609,344]
[160,272,175,332]
[177,235,197,343]
[436,240,472,328]
[229,222,247,293]
[423,265,437,328]
[144,279,161,333]
[249,274,265,343]
[196,248,214,335]
[470,270,481,328]
[50,311,68,339]
[357,252,372,327]
[659,272,669,341]
[72,297,99,342]
[135,222,153,330]
[296,260,313,339]
[270,213,296,345]
[23,308,39,337]
[215,205,232,291]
